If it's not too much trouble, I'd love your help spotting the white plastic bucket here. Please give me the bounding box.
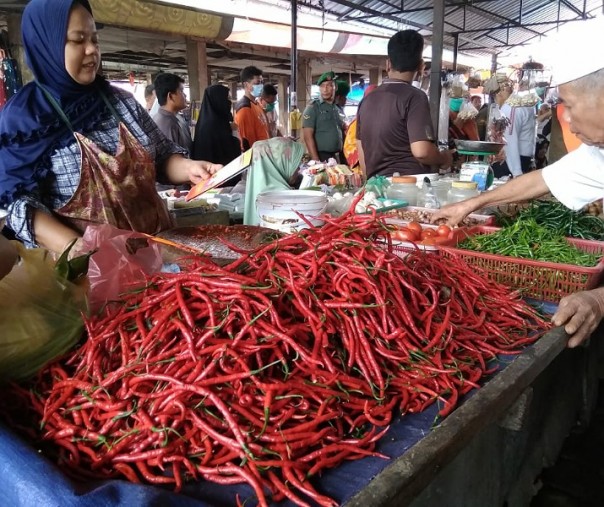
[256,190,327,233]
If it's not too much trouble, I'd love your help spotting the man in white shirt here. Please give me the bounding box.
[496,103,536,177]
[433,55,604,348]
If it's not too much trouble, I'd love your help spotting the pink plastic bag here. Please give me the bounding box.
[81,224,163,313]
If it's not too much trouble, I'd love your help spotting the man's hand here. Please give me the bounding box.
[552,289,604,348]
[430,200,475,226]
[186,160,222,185]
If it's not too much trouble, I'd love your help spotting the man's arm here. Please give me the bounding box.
[235,108,253,151]
[431,169,550,226]
[303,127,320,161]
[503,113,522,177]
[410,141,453,168]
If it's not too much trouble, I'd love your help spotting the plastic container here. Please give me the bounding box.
[256,190,327,233]
[460,161,494,191]
[386,176,418,206]
[440,226,604,302]
[417,180,451,207]
[447,181,479,204]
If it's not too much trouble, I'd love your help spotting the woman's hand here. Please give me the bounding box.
[552,288,604,348]
[186,160,222,185]
[164,155,223,185]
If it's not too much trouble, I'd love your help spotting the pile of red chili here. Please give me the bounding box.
[1,209,550,507]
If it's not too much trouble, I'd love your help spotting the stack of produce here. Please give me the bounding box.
[1,206,550,507]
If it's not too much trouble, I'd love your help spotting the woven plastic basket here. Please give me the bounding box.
[440,226,604,302]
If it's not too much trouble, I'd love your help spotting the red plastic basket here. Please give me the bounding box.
[440,226,604,302]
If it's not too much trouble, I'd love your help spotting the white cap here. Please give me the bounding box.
[550,17,604,86]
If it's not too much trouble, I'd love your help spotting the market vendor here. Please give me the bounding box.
[432,50,604,348]
[0,0,221,255]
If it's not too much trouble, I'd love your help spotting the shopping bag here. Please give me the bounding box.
[0,244,86,383]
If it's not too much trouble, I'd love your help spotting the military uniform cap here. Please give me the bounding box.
[317,71,336,85]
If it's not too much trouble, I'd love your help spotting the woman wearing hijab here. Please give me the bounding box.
[192,84,241,165]
[243,137,305,225]
[0,0,220,255]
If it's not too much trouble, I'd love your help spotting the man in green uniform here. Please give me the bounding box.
[302,71,344,162]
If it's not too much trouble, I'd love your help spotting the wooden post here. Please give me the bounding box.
[186,38,209,102]
[369,66,383,86]
[296,57,310,112]
[277,75,289,135]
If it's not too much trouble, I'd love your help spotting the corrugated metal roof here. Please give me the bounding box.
[298,0,602,57]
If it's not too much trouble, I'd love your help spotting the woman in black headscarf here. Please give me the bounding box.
[192,85,242,165]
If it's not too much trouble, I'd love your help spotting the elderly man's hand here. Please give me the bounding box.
[430,200,474,227]
[552,288,604,348]
[186,160,222,185]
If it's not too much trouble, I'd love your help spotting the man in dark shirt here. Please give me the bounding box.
[356,30,452,179]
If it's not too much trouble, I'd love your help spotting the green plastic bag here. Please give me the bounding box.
[0,244,86,383]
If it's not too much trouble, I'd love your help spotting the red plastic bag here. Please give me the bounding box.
[81,224,163,313]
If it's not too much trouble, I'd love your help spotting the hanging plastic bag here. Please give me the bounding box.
[486,103,510,144]
[0,244,86,383]
[2,55,22,99]
[457,98,479,120]
[80,224,163,313]
[0,50,7,110]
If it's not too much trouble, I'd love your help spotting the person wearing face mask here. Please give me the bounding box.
[356,30,453,179]
[258,84,280,138]
[0,0,221,255]
[302,71,344,162]
[234,66,270,151]
[432,36,604,348]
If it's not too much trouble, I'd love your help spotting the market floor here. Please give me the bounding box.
[531,382,604,507]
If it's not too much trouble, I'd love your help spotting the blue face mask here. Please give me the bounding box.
[265,102,276,112]
[251,84,264,97]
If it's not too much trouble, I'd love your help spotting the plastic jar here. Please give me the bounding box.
[422,180,452,206]
[447,181,479,204]
[386,176,418,206]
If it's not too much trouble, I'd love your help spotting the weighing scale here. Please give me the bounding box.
[454,140,505,190]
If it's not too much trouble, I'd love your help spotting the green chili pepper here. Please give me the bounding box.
[459,219,600,267]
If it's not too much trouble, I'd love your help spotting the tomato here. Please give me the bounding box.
[436,224,452,237]
[420,228,437,240]
[407,221,423,237]
[420,237,437,246]
[394,228,418,242]
[432,235,451,245]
